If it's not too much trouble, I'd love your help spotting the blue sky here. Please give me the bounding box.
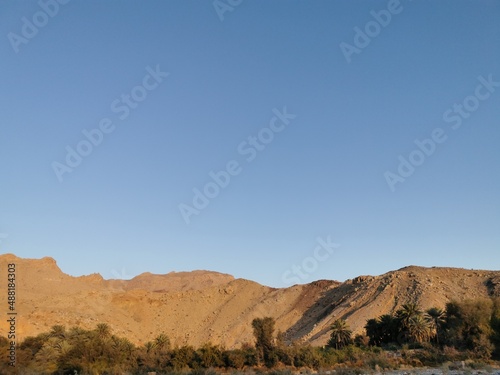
[1,0,499,287]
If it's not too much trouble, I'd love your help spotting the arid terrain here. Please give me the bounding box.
[1,253,499,349]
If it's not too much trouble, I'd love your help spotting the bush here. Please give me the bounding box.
[353,334,369,348]
[223,349,247,369]
[442,345,465,362]
[365,353,394,370]
[293,346,322,369]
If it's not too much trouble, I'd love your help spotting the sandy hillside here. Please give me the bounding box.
[0,254,498,349]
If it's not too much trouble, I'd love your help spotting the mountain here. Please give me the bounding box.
[1,253,498,348]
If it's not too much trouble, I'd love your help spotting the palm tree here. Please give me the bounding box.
[49,325,66,339]
[34,345,59,373]
[327,319,353,349]
[425,307,446,344]
[397,303,423,329]
[54,340,72,356]
[154,333,170,352]
[120,337,135,357]
[378,314,398,344]
[68,326,87,338]
[144,341,156,354]
[365,318,382,346]
[95,323,111,340]
[407,315,431,343]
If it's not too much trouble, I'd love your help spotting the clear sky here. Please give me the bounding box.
[1,0,499,287]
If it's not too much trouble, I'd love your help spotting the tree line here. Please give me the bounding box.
[1,298,499,374]
[363,298,500,359]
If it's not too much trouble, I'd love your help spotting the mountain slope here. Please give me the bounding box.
[0,254,498,348]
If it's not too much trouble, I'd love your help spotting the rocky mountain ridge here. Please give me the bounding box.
[0,253,498,349]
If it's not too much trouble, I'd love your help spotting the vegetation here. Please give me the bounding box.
[426,307,446,345]
[364,298,500,359]
[3,298,500,374]
[252,317,277,367]
[327,319,353,349]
